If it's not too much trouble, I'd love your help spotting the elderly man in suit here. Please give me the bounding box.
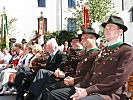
[47,16,133,100]
[27,38,67,100]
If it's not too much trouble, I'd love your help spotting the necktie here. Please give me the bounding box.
[50,54,54,61]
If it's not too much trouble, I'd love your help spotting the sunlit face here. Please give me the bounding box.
[24,47,29,54]
[15,47,19,53]
[3,48,8,55]
[64,41,68,47]
[11,50,17,56]
[71,39,80,49]
[46,43,54,54]
[104,24,122,41]
[81,34,96,48]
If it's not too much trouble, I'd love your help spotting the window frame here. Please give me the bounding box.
[67,18,76,32]
[38,0,46,7]
[68,0,75,8]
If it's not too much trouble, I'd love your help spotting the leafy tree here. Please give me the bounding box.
[87,0,116,25]
[55,30,76,45]
[8,18,17,37]
[68,0,117,37]
[43,30,76,45]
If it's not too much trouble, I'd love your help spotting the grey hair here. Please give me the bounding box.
[46,38,58,49]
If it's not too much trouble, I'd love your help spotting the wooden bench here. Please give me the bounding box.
[128,73,133,100]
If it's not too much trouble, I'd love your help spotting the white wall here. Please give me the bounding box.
[0,0,64,43]
[3,0,132,45]
[0,0,38,42]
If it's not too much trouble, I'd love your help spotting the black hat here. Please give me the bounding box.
[69,34,81,42]
[101,15,128,32]
[22,39,27,43]
[82,28,100,39]
[9,38,16,42]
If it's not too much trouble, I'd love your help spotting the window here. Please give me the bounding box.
[67,18,76,32]
[38,0,46,7]
[44,18,47,32]
[68,0,75,8]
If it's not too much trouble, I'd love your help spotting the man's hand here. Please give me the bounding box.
[54,69,65,78]
[70,87,87,100]
[64,76,74,86]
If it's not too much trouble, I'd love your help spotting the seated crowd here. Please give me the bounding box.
[0,15,133,100]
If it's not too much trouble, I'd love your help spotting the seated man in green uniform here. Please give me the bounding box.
[40,27,100,100]
[47,16,133,100]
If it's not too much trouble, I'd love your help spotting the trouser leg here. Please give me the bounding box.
[42,81,63,100]
[14,72,25,87]
[78,95,104,100]
[47,87,75,100]
[28,69,54,99]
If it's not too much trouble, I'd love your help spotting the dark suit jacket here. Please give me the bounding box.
[78,43,133,100]
[28,50,67,97]
[44,50,67,71]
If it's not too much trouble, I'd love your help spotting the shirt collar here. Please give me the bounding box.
[52,49,58,55]
[87,47,99,53]
[108,41,123,49]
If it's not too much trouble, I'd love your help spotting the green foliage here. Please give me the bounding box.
[73,0,116,26]
[8,18,17,37]
[55,30,76,45]
[87,0,116,25]
[44,32,56,42]
[44,30,76,45]
[69,0,117,38]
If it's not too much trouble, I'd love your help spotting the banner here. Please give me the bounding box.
[0,13,9,50]
[38,16,44,36]
[82,6,90,30]
[38,15,44,45]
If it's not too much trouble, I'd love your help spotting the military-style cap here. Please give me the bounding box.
[69,34,81,42]
[101,15,128,32]
[82,27,100,39]
[9,38,16,42]
[21,39,27,43]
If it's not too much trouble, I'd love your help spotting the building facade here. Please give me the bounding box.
[112,0,133,45]
[0,0,132,45]
[0,0,76,42]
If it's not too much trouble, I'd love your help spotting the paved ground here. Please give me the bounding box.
[0,95,16,100]
[0,82,17,100]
